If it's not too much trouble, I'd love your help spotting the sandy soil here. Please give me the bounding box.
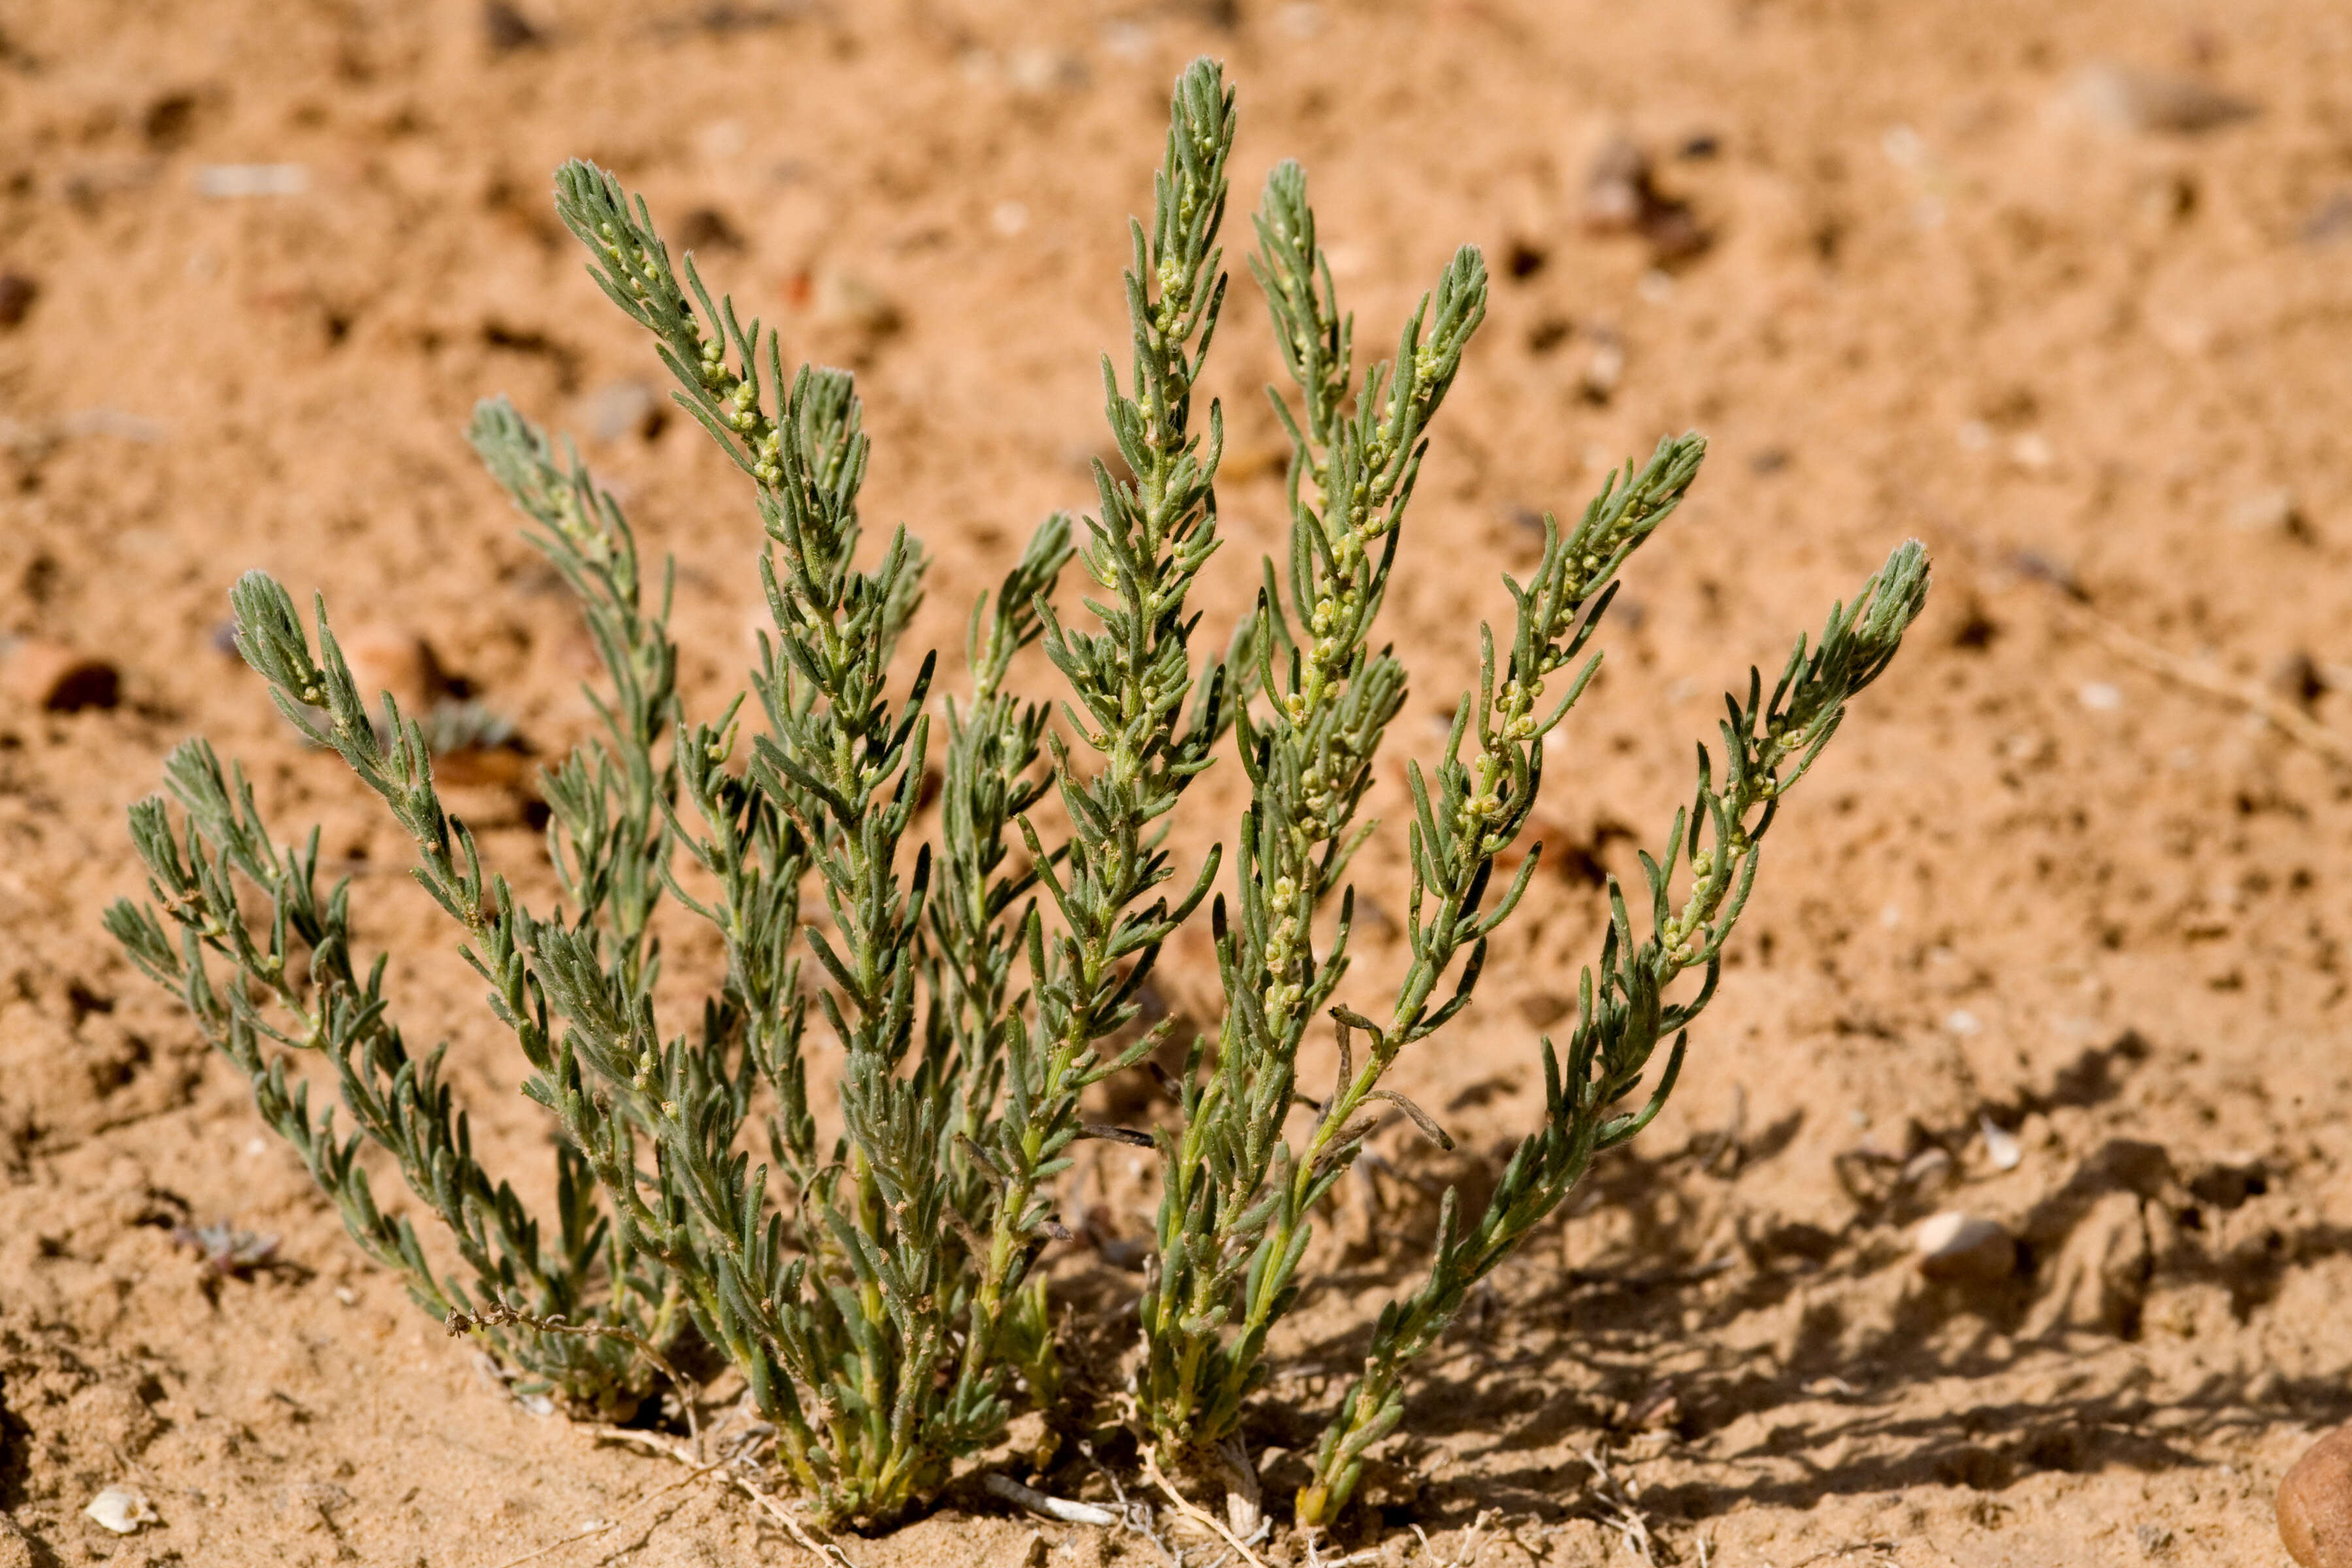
[3,0,2351,1563]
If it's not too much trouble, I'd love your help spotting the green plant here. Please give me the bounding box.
[108,58,1927,1533]
[1132,158,1926,1526]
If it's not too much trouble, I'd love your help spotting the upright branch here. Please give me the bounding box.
[1140,162,1490,1459]
[930,512,1078,1412]
[108,540,688,1419]
[1295,538,1930,1526]
[958,57,1243,1406]
[562,155,988,1521]
[470,397,679,993]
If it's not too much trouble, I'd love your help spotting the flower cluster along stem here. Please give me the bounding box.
[1141,158,1493,1462]
[964,61,1245,1413]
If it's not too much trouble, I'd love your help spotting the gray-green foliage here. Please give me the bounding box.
[108,59,1927,1532]
[108,405,679,1423]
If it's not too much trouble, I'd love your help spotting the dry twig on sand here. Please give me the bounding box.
[1142,1447,1273,1568]
[485,1452,732,1568]
[985,1472,1120,1527]
[1785,1541,1902,1567]
[1577,1446,1658,1565]
[1304,1536,1381,1568]
[587,1426,857,1568]
[1073,1439,1188,1568]
[1410,1509,1495,1568]
[2021,568,2352,768]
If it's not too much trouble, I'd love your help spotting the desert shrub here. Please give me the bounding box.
[107,59,1927,1531]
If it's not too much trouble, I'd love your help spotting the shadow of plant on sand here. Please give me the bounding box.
[1134,1025,2352,1533]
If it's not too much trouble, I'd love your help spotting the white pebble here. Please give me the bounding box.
[1914,1212,2017,1283]
[195,164,308,199]
[85,1487,157,1535]
[1903,1147,1955,1192]
[2078,681,2123,711]
[2226,486,2298,534]
[1980,1114,2023,1171]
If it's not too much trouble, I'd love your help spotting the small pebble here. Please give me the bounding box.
[2227,487,2301,535]
[482,0,546,52]
[2302,193,2352,246]
[1980,1114,2023,1172]
[2274,651,2327,710]
[84,1486,157,1535]
[0,273,35,331]
[1630,1384,1681,1431]
[1580,137,1708,264]
[1584,137,1652,231]
[1002,46,1088,93]
[813,271,903,338]
[60,408,165,443]
[1583,338,1625,399]
[2074,62,2257,135]
[1518,992,1571,1028]
[675,205,745,253]
[579,380,659,443]
[1,638,120,711]
[2280,1424,2352,1567]
[337,626,438,713]
[1902,1147,1955,1194]
[195,163,309,198]
[700,120,746,159]
[1914,1211,2016,1284]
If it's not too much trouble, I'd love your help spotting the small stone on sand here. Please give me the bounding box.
[2,638,119,711]
[2280,1424,2352,1567]
[1980,1114,2023,1171]
[338,626,438,713]
[2074,63,2257,135]
[579,380,659,443]
[84,1487,156,1535]
[0,274,36,331]
[1903,1147,1955,1194]
[1914,1211,2016,1284]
